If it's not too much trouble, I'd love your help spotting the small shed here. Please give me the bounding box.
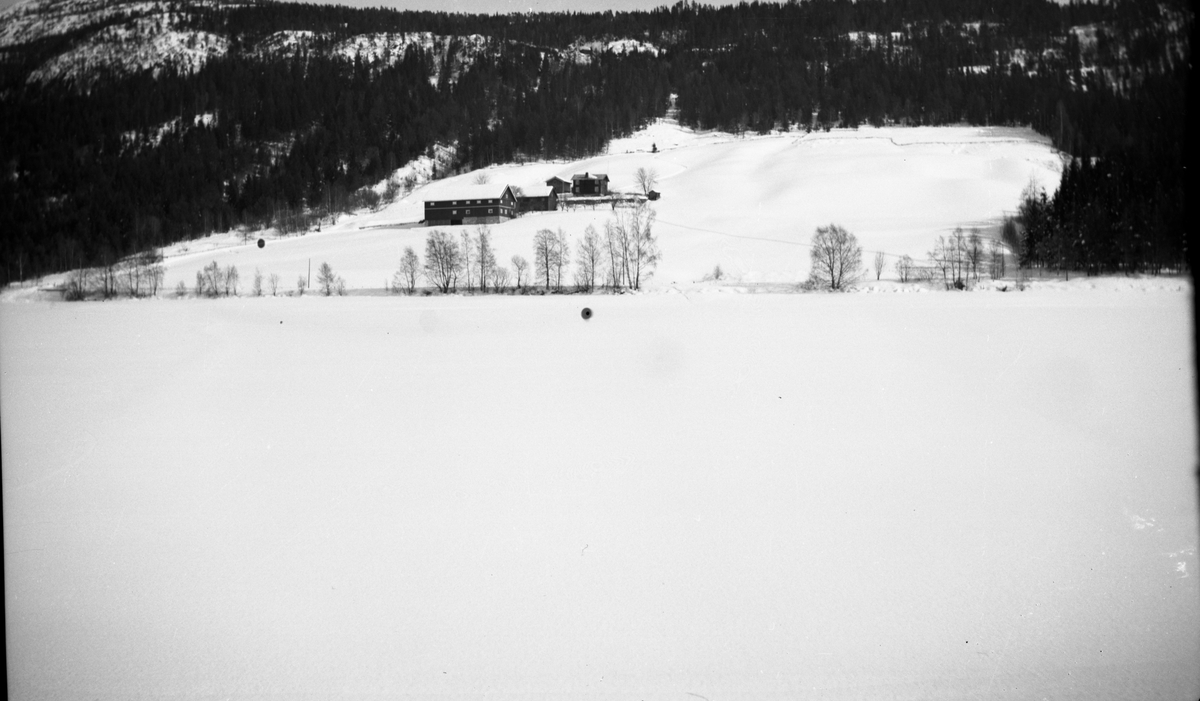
[570,172,609,196]
[424,184,518,226]
[517,185,558,213]
[647,190,660,201]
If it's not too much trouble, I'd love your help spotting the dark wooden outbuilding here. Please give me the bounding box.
[545,176,572,195]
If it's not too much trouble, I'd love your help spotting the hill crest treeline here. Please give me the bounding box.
[0,0,1191,283]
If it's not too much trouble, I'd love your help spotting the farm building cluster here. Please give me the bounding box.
[424,172,656,226]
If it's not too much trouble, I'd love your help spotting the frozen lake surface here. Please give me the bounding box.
[3,288,1197,700]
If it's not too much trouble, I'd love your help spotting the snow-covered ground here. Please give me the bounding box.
[147,122,1064,292]
[2,122,1195,699]
[2,289,1196,700]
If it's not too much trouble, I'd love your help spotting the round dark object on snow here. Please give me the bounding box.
[257,238,265,248]
[581,307,593,320]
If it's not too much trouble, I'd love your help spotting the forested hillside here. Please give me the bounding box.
[0,0,1191,284]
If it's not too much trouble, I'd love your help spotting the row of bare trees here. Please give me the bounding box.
[398,203,661,295]
[923,227,1010,289]
[65,251,165,300]
[805,224,1012,291]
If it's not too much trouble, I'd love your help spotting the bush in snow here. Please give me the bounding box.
[223,264,240,296]
[198,261,224,297]
[64,267,93,300]
[316,262,344,296]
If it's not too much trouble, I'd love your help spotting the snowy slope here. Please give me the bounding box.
[29,14,229,86]
[155,123,1064,291]
[2,290,1196,700]
[0,0,168,49]
[1,0,496,89]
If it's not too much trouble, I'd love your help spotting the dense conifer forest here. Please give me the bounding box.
[0,0,1191,284]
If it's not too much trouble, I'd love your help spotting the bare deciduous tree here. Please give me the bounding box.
[928,229,970,289]
[511,255,529,289]
[634,166,659,196]
[574,224,604,292]
[65,267,94,300]
[603,219,627,289]
[424,230,461,293]
[491,266,510,290]
[394,246,421,294]
[987,238,1005,279]
[896,254,915,283]
[602,203,659,290]
[145,258,164,296]
[626,203,659,290]
[553,228,570,290]
[950,228,968,287]
[967,228,983,282]
[296,275,307,295]
[928,236,951,288]
[96,250,119,299]
[873,251,886,280]
[223,264,240,296]
[198,261,224,297]
[474,226,496,293]
[807,223,862,291]
[268,273,281,296]
[252,268,264,296]
[458,231,473,291]
[533,228,557,289]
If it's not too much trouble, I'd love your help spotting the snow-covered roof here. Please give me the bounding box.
[516,185,556,198]
[425,184,513,203]
[572,172,609,181]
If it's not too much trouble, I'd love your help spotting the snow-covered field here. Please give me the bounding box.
[2,288,1197,700]
[152,123,1064,291]
[3,122,1196,699]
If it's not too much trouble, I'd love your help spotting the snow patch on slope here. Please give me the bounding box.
[334,32,490,84]
[121,112,217,152]
[249,31,490,86]
[28,14,228,87]
[568,37,662,63]
[0,0,166,48]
